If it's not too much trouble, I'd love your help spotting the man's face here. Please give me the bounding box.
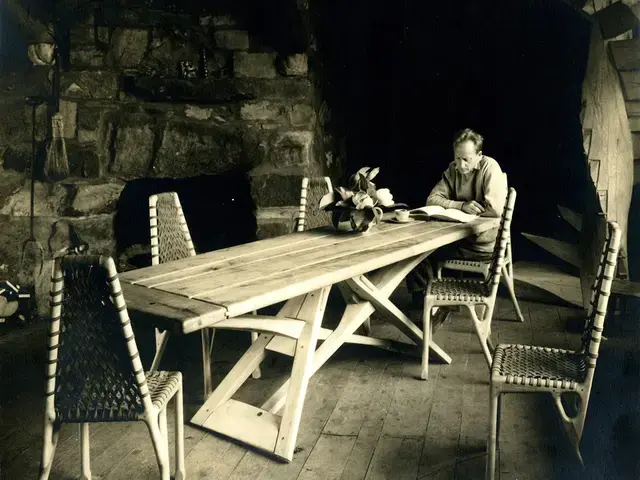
[454,140,482,174]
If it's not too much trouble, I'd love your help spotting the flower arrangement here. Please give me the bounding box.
[319,167,407,232]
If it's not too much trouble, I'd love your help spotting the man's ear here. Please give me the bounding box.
[476,150,483,158]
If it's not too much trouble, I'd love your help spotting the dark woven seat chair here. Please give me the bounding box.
[485,221,621,480]
[39,255,184,480]
[149,192,260,398]
[421,188,517,379]
[295,176,334,232]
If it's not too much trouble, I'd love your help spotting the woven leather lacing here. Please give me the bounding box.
[301,179,332,230]
[54,258,144,422]
[427,277,489,301]
[155,193,193,263]
[492,344,587,389]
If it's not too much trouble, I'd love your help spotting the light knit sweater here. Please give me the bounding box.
[426,155,508,257]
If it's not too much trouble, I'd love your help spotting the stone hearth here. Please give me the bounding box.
[0,2,338,317]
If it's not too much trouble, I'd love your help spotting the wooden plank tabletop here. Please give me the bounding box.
[120,217,499,332]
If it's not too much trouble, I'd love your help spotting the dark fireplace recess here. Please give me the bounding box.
[114,170,257,270]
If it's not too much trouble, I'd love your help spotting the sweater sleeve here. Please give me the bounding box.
[426,165,465,210]
[481,160,507,217]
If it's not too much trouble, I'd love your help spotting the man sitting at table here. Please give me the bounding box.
[407,128,508,312]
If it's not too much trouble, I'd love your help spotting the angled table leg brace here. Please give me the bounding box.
[190,252,452,462]
[190,287,331,462]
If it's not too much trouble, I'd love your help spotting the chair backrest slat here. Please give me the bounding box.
[581,222,621,372]
[297,177,333,232]
[149,192,196,265]
[46,255,153,423]
[486,187,517,297]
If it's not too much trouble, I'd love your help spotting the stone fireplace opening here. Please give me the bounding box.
[114,171,257,270]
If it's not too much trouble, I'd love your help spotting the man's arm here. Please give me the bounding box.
[426,166,464,210]
[480,161,507,217]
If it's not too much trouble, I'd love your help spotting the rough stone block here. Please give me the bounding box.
[1,147,31,173]
[59,100,78,139]
[78,129,98,143]
[234,77,313,100]
[71,181,125,215]
[111,118,155,179]
[70,20,96,47]
[214,30,250,50]
[60,71,119,100]
[212,15,237,27]
[289,103,315,127]
[154,120,250,178]
[185,105,213,120]
[269,131,313,168]
[0,182,70,217]
[240,100,287,121]
[256,219,294,239]
[108,28,149,68]
[65,142,105,178]
[250,172,304,207]
[233,52,277,79]
[281,54,308,76]
[70,46,105,68]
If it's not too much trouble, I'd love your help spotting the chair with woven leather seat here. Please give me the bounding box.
[421,187,516,380]
[39,255,184,480]
[435,174,524,322]
[295,176,334,232]
[150,192,261,397]
[485,221,621,480]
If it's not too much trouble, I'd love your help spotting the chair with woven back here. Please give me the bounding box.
[149,192,260,397]
[295,176,334,232]
[421,187,517,380]
[435,173,524,322]
[485,221,621,480]
[39,255,185,480]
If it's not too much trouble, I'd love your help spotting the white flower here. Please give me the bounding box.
[374,188,394,207]
[353,191,374,210]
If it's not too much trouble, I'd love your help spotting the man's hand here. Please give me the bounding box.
[461,200,485,215]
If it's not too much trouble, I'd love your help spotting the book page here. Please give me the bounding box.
[431,208,478,223]
[409,205,444,216]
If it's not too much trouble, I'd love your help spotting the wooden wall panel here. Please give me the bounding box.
[579,24,634,307]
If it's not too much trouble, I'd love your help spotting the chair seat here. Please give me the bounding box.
[492,344,587,390]
[441,259,487,269]
[147,370,182,411]
[55,371,181,423]
[426,278,490,302]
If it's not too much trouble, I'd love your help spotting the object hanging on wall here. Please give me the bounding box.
[179,60,198,79]
[44,113,69,181]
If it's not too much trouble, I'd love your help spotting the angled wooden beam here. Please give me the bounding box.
[513,261,584,308]
[522,233,581,268]
[557,205,583,232]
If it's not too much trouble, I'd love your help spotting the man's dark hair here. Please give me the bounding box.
[453,128,484,152]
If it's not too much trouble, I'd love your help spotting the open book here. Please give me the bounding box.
[409,205,478,223]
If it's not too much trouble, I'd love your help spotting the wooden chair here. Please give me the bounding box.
[485,221,621,480]
[39,255,185,480]
[421,188,517,379]
[149,192,259,399]
[295,176,333,232]
[435,174,524,322]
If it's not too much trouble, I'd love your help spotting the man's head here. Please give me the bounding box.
[453,128,484,174]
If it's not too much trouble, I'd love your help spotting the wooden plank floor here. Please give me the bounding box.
[2,282,640,480]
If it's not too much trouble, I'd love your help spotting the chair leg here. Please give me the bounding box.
[501,265,524,322]
[421,301,432,380]
[151,329,170,371]
[159,407,168,440]
[552,393,585,467]
[486,388,501,480]
[39,418,60,480]
[467,305,493,367]
[174,380,186,480]
[147,415,171,480]
[80,423,91,480]
[201,328,215,398]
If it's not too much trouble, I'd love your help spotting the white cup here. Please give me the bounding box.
[395,209,410,222]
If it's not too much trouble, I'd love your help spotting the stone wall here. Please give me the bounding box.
[0,2,335,317]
